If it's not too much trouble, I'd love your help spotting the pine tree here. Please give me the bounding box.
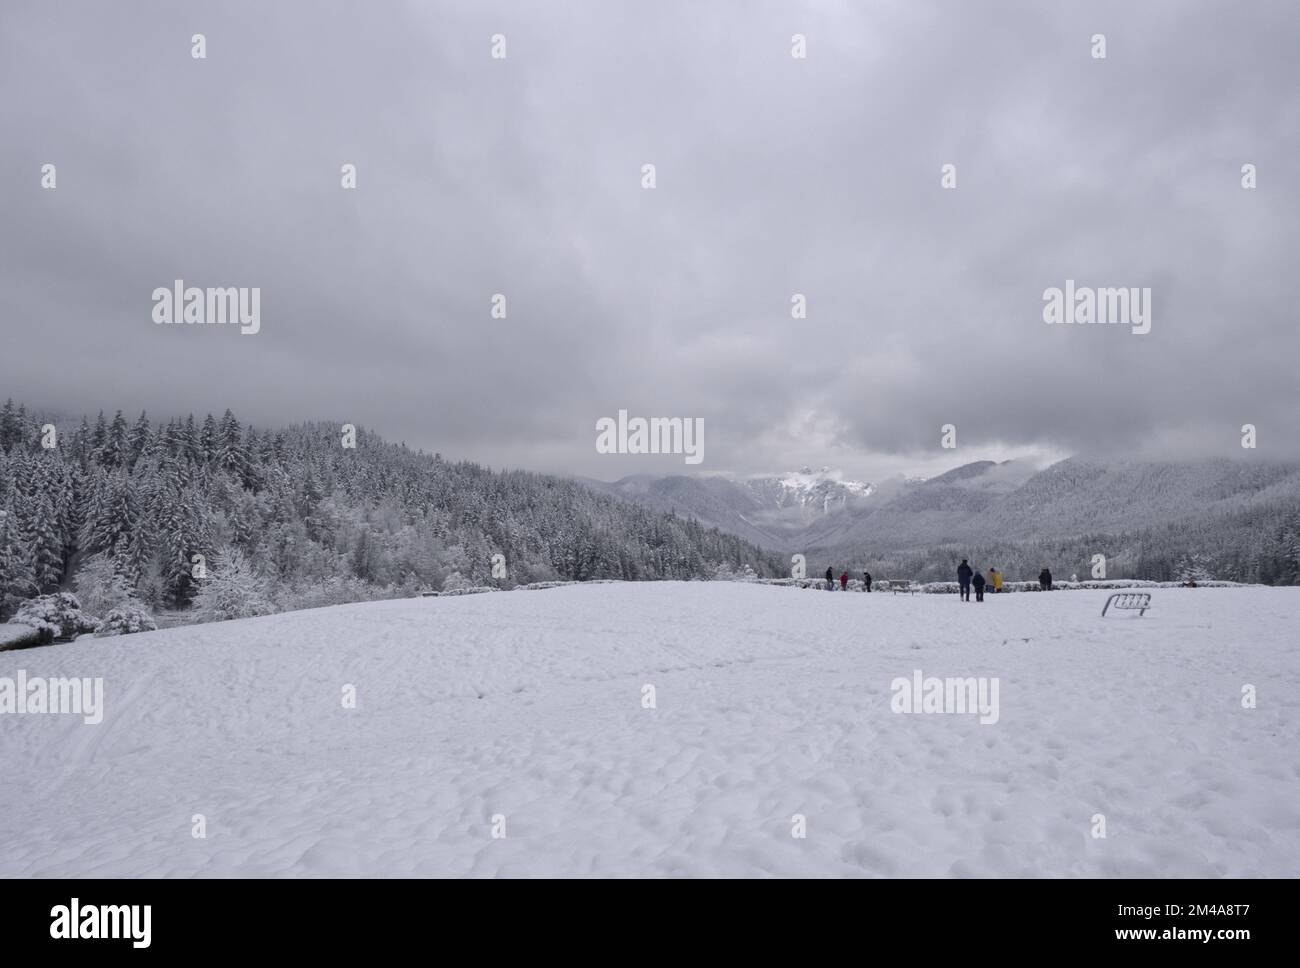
[71,416,92,464]
[0,506,37,618]
[200,413,218,463]
[95,410,130,468]
[180,415,203,465]
[217,409,249,482]
[13,458,65,591]
[90,411,108,454]
[128,411,151,469]
[83,471,139,564]
[0,399,20,453]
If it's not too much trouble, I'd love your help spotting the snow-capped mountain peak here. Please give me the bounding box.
[747,467,873,513]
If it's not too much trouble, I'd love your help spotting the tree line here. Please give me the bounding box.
[814,505,1300,588]
[0,400,785,623]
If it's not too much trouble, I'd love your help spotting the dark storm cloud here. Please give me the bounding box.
[1,0,1296,480]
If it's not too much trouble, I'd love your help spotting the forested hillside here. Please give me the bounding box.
[0,401,783,622]
[595,459,1300,586]
[802,459,1300,585]
[822,505,1300,588]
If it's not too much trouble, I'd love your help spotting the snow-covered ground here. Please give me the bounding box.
[2,583,1297,877]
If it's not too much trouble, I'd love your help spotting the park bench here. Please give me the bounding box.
[885,579,919,595]
[1102,592,1151,617]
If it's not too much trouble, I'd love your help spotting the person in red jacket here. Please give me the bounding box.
[839,571,849,590]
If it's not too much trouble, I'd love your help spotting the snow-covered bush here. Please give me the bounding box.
[0,623,45,650]
[94,603,158,637]
[12,592,98,640]
[72,553,137,618]
[509,559,561,585]
[440,571,473,593]
[277,576,390,611]
[1175,553,1215,584]
[191,547,275,623]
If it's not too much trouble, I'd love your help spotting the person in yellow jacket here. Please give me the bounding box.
[988,568,1003,593]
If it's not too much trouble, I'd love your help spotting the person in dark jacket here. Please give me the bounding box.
[972,569,986,602]
[839,571,849,591]
[863,571,872,592]
[825,566,834,590]
[957,559,973,601]
[1038,567,1053,591]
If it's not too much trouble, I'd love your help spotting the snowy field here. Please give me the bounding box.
[2,582,1297,877]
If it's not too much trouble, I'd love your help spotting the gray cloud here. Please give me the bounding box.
[2,0,1296,481]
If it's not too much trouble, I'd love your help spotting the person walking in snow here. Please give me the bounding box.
[1038,567,1053,591]
[991,567,1003,593]
[863,571,872,592]
[972,569,986,602]
[825,566,834,590]
[840,571,849,591]
[957,559,973,601]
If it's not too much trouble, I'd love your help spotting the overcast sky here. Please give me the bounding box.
[2,0,1297,482]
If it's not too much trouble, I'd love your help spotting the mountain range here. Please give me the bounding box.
[584,457,1300,582]
[583,465,873,550]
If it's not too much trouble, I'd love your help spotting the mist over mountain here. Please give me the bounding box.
[585,466,875,550]
[587,458,1300,585]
